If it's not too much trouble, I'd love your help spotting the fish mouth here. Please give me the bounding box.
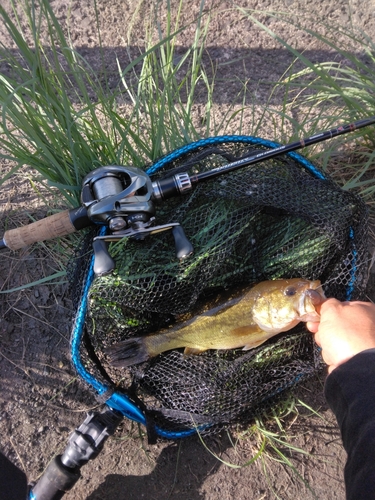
[305,288,325,306]
[297,284,326,321]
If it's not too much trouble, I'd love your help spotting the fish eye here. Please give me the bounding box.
[284,286,297,296]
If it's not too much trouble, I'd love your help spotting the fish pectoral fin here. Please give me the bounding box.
[242,338,268,350]
[230,325,269,351]
[184,346,207,356]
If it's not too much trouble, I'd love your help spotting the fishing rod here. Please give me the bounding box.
[1,116,375,275]
[153,115,375,196]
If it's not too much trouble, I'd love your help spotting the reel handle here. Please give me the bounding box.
[93,239,115,276]
[0,207,89,251]
[92,223,194,276]
[172,225,193,259]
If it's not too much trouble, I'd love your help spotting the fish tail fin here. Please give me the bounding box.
[106,337,150,367]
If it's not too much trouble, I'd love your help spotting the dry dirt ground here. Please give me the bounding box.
[1,1,375,499]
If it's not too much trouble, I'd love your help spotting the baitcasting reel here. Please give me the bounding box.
[81,165,194,275]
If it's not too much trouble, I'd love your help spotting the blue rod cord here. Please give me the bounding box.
[346,228,357,300]
[70,135,357,438]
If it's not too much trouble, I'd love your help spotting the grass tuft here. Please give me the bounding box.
[0,0,217,206]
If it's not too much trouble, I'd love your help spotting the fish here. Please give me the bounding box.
[106,278,326,367]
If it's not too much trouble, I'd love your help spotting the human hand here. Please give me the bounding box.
[306,298,375,373]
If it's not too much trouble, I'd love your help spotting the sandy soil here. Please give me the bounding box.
[1,1,374,499]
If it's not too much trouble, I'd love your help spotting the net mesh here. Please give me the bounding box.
[70,139,368,436]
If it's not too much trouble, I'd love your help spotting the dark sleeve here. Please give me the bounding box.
[0,451,28,500]
[324,348,375,500]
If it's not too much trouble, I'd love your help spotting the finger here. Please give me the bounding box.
[306,321,319,333]
[313,332,322,348]
[319,297,341,313]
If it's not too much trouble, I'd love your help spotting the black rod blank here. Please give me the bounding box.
[189,116,375,185]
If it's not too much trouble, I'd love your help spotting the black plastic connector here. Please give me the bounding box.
[29,455,80,500]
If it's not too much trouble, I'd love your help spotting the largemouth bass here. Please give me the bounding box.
[107,278,325,367]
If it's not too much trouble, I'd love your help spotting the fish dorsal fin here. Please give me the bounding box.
[184,346,207,355]
[200,296,243,318]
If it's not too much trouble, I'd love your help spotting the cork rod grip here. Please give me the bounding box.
[3,210,77,250]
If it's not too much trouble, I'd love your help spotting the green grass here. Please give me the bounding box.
[195,393,328,499]
[239,9,375,210]
[0,0,220,206]
[2,3,374,223]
